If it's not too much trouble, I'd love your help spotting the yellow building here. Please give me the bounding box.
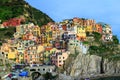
[43,25,53,47]
[86,25,93,33]
[46,25,53,42]
[16,42,25,63]
[8,48,17,60]
[16,25,21,33]
[18,54,24,63]
[33,25,41,36]
[77,26,86,41]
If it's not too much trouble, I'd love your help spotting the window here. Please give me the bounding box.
[63,57,64,59]
[59,60,61,63]
[49,32,52,38]
[59,57,61,59]
[63,60,65,63]
[43,68,45,71]
[25,55,27,58]
[30,69,36,71]
[70,43,73,45]
[82,28,84,30]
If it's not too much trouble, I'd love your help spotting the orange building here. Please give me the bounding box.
[24,45,45,64]
[95,24,103,33]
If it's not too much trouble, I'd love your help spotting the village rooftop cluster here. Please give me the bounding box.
[0,17,113,67]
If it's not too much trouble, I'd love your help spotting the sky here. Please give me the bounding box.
[26,0,120,40]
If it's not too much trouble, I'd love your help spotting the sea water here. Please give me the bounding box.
[93,76,120,80]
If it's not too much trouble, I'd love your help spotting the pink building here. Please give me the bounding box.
[1,43,10,52]
[73,17,80,23]
[51,49,70,67]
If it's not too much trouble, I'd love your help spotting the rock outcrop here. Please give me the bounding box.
[103,59,120,74]
[70,53,101,78]
[66,53,120,79]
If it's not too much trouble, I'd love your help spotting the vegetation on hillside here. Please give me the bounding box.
[0,0,53,26]
[43,72,58,80]
[88,33,120,61]
[0,27,15,39]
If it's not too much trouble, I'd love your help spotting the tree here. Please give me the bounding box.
[92,32,102,42]
[43,72,57,80]
[112,35,119,44]
[4,32,13,37]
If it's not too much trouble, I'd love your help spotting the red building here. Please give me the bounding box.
[3,18,24,27]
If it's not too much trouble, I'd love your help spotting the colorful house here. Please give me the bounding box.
[44,47,53,64]
[16,41,25,63]
[24,45,45,64]
[77,26,86,41]
[51,49,70,67]
[2,18,24,27]
[95,24,102,33]
[73,17,80,24]
[86,25,93,33]
[8,48,17,60]
[101,24,113,41]
[32,25,41,36]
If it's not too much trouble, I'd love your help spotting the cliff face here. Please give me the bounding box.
[67,53,120,79]
[103,59,120,74]
[70,53,101,78]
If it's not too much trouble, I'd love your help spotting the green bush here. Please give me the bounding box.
[0,27,15,39]
[112,35,119,44]
[43,72,57,80]
[83,41,89,44]
[92,32,102,41]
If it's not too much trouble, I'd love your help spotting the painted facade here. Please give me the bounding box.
[51,49,70,67]
[77,26,86,41]
[8,48,17,60]
[0,17,114,65]
[102,24,113,41]
[24,45,45,64]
